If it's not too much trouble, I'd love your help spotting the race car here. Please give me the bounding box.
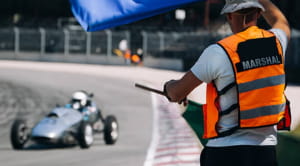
[10,91,119,150]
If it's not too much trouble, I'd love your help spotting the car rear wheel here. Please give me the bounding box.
[104,115,118,145]
[78,122,94,149]
[10,119,29,150]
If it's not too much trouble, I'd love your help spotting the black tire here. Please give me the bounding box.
[104,115,118,145]
[78,121,94,149]
[10,119,29,150]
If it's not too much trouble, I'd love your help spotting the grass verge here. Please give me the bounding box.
[277,126,300,166]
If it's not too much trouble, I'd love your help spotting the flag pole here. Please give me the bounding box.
[134,83,165,96]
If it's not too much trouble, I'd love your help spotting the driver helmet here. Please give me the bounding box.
[71,91,88,110]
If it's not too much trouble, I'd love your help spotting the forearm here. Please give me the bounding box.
[259,0,290,39]
[164,71,202,102]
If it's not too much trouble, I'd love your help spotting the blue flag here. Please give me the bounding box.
[69,0,203,32]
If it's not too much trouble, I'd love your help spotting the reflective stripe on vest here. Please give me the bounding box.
[238,74,285,93]
[202,26,290,139]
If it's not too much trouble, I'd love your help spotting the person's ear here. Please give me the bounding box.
[226,13,232,21]
[257,11,262,19]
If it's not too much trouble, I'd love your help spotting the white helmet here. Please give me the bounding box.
[71,91,88,110]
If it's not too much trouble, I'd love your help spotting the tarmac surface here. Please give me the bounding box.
[0,60,299,166]
[0,60,186,166]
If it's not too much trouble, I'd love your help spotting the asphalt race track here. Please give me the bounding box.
[0,60,299,166]
[0,60,186,166]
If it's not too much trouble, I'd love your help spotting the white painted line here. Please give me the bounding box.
[144,93,160,166]
[144,93,201,166]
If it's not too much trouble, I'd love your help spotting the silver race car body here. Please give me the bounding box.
[31,107,83,144]
[10,94,119,150]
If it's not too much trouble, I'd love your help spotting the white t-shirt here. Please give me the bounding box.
[191,28,288,147]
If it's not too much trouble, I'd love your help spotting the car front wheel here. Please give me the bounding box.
[78,122,94,149]
[10,119,29,150]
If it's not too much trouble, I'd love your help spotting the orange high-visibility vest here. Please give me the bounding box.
[202,26,291,139]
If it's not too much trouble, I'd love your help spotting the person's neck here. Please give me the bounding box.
[235,22,257,33]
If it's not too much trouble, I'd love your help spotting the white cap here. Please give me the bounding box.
[221,0,265,15]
